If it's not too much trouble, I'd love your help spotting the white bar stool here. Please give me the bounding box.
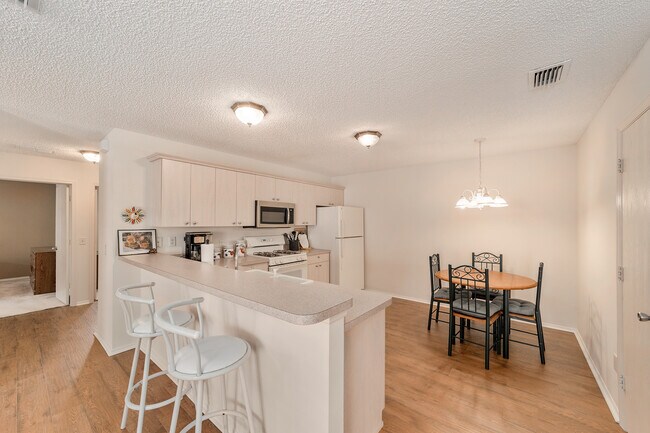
[155,297,256,433]
[116,282,193,433]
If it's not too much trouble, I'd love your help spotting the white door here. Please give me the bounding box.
[275,179,295,203]
[160,159,191,226]
[55,184,69,305]
[338,237,364,289]
[255,175,276,202]
[621,107,650,432]
[338,207,364,238]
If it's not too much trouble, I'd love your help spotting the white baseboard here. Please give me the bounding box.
[0,276,30,282]
[388,292,620,423]
[73,299,94,307]
[93,332,136,357]
[573,330,620,423]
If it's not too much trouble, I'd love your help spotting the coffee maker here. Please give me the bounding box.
[184,232,212,261]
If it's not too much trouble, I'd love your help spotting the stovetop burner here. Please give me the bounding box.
[273,250,301,255]
[253,252,279,257]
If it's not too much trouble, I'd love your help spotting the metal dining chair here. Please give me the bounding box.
[493,262,546,364]
[447,264,503,370]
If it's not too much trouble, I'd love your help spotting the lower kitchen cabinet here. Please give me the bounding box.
[307,252,330,283]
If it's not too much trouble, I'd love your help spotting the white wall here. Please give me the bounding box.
[0,153,99,304]
[335,145,578,328]
[576,38,650,417]
[96,128,332,354]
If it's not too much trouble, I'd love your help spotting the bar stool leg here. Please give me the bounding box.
[169,379,184,433]
[238,367,256,433]
[195,380,204,433]
[121,338,142,429]
[220,376,229,433]
[136,337,153,433]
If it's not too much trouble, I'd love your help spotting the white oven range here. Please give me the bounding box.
[244,235,308,279]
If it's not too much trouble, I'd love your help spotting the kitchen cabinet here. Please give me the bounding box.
[190,164,216,227]
[236,172,256,226]
[159,159,191,226]
[149,155,344,227]
[31,247,56,295]
[256,176,295,203]
[156,160,216,227]
[215,170,256,227]
[294,183,317,226]
[215,168,237,226]
[307,252,330,283]
[314,186,344,207]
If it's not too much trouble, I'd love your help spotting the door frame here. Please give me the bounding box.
[0,175,72,305]
[616,95,650,431]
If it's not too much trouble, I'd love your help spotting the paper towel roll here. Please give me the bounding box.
[201,244,215,264]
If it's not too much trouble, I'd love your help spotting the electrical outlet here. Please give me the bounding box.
[168,236,176,247]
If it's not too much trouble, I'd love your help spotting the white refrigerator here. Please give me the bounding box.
[309,206,365,289]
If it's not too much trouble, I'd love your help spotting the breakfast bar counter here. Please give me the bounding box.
[118,253,391,433]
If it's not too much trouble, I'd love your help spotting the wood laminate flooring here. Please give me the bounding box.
[0,298,621,432]
[380,299,621,433]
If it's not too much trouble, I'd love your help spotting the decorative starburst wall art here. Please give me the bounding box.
[122,207,145,224]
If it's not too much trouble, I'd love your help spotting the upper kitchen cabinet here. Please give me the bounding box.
[295,183,317,226]
[214,168,237,227]
[152,159,215,227]
[215,170,256,227]
[315,185,344,207]
[236,172,256,226]
[256,175,295,203]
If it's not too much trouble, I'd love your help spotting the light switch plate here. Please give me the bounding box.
[168,236,176,247]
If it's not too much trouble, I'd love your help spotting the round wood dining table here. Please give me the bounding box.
[434,269,537,358]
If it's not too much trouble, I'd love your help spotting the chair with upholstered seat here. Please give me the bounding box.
[427,253,470,330]
[493,262,546,364]
[155,297,256,433]
[472,251,503,300]
[447,265,503,369]
[116,283,194,433]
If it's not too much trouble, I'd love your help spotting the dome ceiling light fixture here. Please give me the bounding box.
[455,138,508,210]
[354,131,382,149]
[231,101,268,126]
[80,150,101,163]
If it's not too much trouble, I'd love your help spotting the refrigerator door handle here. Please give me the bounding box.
[340,240,343,258]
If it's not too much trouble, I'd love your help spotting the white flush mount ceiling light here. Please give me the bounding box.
[354,131,382,149]
[455,138,508,210]
[231,101,268,126]
[80,150,101,163]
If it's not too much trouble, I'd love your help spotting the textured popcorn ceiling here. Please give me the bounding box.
[1,1,649,175]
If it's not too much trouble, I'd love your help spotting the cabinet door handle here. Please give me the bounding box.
[192,222,197,225]
[185,222,190,225]
[237,222,242,225]
[232,222,236,225]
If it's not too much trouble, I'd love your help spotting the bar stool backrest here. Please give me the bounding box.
[116,283,157,336]
[155,297,205,376]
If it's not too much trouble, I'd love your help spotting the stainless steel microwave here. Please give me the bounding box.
[255,201,295,228]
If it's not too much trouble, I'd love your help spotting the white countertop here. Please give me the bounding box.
[120,254,391,328]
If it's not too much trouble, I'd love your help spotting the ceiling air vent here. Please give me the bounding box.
[529,60,571,89]
[7,0,42,13]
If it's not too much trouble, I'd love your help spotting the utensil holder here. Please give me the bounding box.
[289,240,300,251]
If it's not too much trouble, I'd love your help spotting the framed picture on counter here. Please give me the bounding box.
[117,229,157,256]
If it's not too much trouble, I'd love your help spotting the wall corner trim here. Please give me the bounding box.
[93,332,136,357]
